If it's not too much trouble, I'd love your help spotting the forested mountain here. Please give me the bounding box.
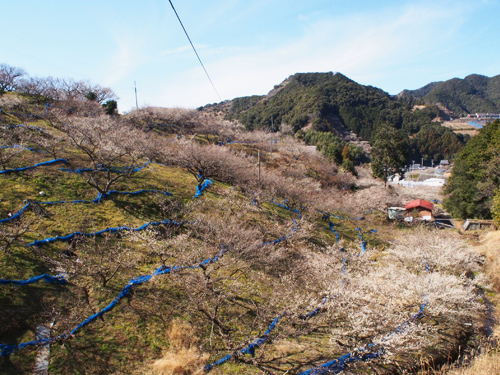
[203,72,469,165]
[400,74,500,116]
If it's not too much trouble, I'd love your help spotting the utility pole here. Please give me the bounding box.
[134,81,138,110]
[412,160,415,188]
[258,150,261,187]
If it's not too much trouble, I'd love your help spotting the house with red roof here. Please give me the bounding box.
[404,199,434,221]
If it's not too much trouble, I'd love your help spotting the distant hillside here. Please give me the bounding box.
[400,74,500,116]
[202,72,468,164]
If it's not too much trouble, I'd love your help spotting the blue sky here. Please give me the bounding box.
[2,0,499,112]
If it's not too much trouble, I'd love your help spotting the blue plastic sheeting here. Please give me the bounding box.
[0,203,31,223]
[0,159,69,175]
[328,222,340,242]
[355,228,377,254]
[203,203,304,371]
[0,274,66,286]
[7,124,47,133]
[205,294,330,371]
[431,199,443,204]
[299,296,328,320]
[0,190,172,223]
[0,249,227,357]
[328,223,346,273]
[269,198,302,219]
[299,299,427,374]
[298,348,384,375]
[240,314,284,356]
[58,162,150,174]
[26,218,185,247]
[0,145,44,153]
[204,313,285,372]
[2,195,300,357]
[330,214,364,221]
[260,199,301,246]
[468,122,483,129]
[0,334,68,357]
[194,179,213,198]
[261,219,298,246]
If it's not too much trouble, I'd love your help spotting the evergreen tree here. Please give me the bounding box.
[371,124,407,187]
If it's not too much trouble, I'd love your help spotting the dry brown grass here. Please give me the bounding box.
[421,347,500,375]
[479,231,500,291]
[149,319,208,375]
[425,230,500,375]
[447,352,500,375]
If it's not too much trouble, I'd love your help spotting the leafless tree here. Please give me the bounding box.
[63,115,154,195]
[0,125,33,169]
[16,74,117,105]
[169,141,251,190]
[0,218,31,254]
[0,63,26,91]
[17,76,48,97]
[60,234,142,288]
[29,129,67,160]
[126,106,200,134]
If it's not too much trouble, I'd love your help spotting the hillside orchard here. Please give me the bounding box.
[0,88,494,375]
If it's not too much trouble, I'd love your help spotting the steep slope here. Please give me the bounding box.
[0,91,490,375]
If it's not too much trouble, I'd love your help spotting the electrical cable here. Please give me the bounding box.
[168,0,222,102]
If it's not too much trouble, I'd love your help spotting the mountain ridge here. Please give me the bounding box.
[399,73,500,116]
[203,71,472,164]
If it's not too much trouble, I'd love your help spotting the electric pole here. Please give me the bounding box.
[134,81,138,110]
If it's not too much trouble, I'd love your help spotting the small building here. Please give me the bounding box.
[388,207,406,220]
[404,199,434,221]
[460,219,498,233]
[434,168,446,176]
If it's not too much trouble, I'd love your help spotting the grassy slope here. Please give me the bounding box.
[0,94,493,375]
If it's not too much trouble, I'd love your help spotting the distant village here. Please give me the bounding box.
[389,159,451,188]
[442,112,500,134]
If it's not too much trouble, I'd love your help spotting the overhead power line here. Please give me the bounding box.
[168,0,222,102]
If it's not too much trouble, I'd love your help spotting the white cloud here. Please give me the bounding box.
[148,2,468,108]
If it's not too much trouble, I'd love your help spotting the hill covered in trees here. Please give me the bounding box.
[203,72,470,166]
[0,77,493,375]
[444,119,500,221]
[400,73,500,116]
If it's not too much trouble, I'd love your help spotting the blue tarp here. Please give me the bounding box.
[0,274,66,286]
[204,313,285,371]
[26,218,185,247]
[0,190,172,223]
[205,294,330,371]
[0,159,69,175]
[329,223,346,273]
[0,203,31,223]
[298,299,427,374]
[194,179,213,198]
[270,198,302,219]
[58,162,150,174]
[7,124,47,133]
[0,145,44,153]
[0,248,227,356]
[468,122,483,129]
